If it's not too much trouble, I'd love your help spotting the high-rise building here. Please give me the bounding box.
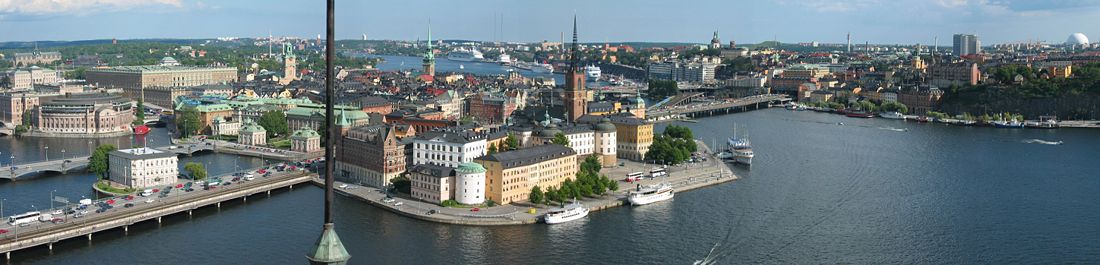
[564,16,587,122]
[422,22,436,77]
[953,34,981,56]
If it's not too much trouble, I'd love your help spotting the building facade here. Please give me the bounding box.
[85,65,237,106]
[33,92,134,135]
[409,164,454,204]
[290,128,321,153]
[929,62,979,87]
[610,114,653,161]
[2,67,61,90]
[454,162,487,205]
[336,125,407,188]
[238,120,267,146]
[0,92,40,127]
[12,51,61,66]
[475,144,577,204]
[412,130,487,168]
[108,147,178,189]
[953,34,981,56]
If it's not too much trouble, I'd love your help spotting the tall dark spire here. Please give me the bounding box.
[569,15,579,73]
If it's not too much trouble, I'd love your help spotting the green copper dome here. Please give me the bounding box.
[456,162,486,174]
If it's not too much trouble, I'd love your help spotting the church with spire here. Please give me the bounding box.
[563,16,587,123]
[279,42,298,85]
[422,21,436,77]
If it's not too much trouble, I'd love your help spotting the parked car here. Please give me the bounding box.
[124,203,134,208]
[0,229,8,234]
[470,207,480,212]
[382,198,395,203]
[394,202,403,206]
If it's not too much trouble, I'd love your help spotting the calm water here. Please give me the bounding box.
[4,109,1100,264]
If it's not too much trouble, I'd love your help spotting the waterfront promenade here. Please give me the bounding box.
[324,140,737,226]
[0,170,313,260]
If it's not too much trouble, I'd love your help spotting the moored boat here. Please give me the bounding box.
[544,200,589,224]
[628,183,675,206]
[133,124,150,135]
[992,120,1024,128]
[879,111,905,120]
[845,111,874,118]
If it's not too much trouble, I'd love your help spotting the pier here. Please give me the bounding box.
[0,170,313,260]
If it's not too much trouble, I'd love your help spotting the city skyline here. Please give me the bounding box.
[2,0,1100,45]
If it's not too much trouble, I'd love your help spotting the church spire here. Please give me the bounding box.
[569,15,579,74]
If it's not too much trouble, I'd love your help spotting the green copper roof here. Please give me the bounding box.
[194,104,232,113]
[240,120,266,133]
[456,162,486,174]
[292,128,321,138]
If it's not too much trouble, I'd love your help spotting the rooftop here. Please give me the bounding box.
[110,147,177,160]
[477,144,575,168]
[88,65,236,73]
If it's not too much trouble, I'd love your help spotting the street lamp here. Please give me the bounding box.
[44,146,49,161]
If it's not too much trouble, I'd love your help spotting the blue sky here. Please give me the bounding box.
[3,0,1100,45]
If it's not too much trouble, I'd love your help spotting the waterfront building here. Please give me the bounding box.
[211,116,240,136]
[454,162,487,205]
[85,65,237,107]
[897,86,944,115]
[563,16,588,122]
[646,59,720,84]
[108,147,178,189]
[336,125,407,188]
[238,120,267,146]
[0,92,40,127]
[721,75,768,88]
[2,67,61,90]
[412,130,487,168]
[953,34,981,56]
[929,62,979,87]
[33,92,134,135]
[12,51,61,66]
[409,164,454,204]
[580,113,653,162]
[290,127,321,153]
[475,144,577,204]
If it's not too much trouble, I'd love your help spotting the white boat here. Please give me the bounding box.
[585,65,601,80]
[628,183,675,205]
[459,64,465,70]
[532,62,553,73]
[498,53,512,65]
[879,111,905,120]
[447,48,484,62]
[727,125,753,166]
[715,151,734,159]
[544,200,589,224]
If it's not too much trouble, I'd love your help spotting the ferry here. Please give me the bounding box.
[544,200,589,224]
[532,62,554,73]
[447,48,484,62]
[992,120,1025,128]
[879,111,905,120]
[728,137,754,166]
[585,65,601,80]
[628,183,675,206]
[498,53,512,65]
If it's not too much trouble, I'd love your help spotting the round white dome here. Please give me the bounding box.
[1066,33,1089,45]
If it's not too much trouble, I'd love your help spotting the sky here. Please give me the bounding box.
[3,0,1100,45]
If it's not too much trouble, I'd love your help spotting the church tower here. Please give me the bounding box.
[710,30,722,49]
[564,15,587,122]
[281,43,298,85]
[422,21,436,77]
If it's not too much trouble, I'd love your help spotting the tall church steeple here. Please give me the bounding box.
[563,15,587,122]
[422,19,436,77]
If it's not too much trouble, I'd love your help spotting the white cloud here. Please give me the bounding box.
[0,0,184,15]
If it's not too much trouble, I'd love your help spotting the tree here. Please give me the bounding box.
[879,101,909,114]
[551,132,570,146]
[608,177,619,191]
[21,109,33,127]
[580,155,602,175]
[133,101,146,125]
[88,144,117,179]
[176,107,201,137]
[391,174,412,194]
[529,185,544,204]
[546,186,560,204]
[487,143,498,155]
[257,110,289,139]
[459,116,475,125]
[648,79,680,100]
[183,162,208,180]
[504,133,519,151]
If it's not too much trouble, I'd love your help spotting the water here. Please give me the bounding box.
[4,109,1100,264]
[357,54,568,85]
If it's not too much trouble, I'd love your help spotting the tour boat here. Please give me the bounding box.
[879,111,905,120]
[628,183,675,206]
[544,200,589,224]
[498,53,512,65]
[845,111,875,118]
[992,120,1025,128]
[133,124,150,135]
[532,62,554,73]
[727,124,753,166]
[585,65,601,80]
[447,48,484,62]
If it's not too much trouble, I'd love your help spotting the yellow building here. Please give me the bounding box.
[1048,65,1072,79]
[475,144,577,204]
[610,114,653,161]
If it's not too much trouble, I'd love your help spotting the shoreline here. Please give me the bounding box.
[312,140,739,226]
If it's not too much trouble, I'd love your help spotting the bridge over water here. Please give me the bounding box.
[4,144,215,180]
[648,94,792,121]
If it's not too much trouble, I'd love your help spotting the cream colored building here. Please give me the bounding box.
[409,164,455,204]
[475,144,577,204]
[34,92,134,135]
[108,147,178,189]
[238,120,267,146]
[290,128,321,153]
[85,65,237,107]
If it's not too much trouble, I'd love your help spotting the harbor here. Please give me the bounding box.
[321,140,738,226]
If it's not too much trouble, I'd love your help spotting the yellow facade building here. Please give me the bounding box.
[475,144,577,204]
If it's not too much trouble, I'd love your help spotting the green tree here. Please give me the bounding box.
[391,174,411,194]
[879,101,908,114]
[545,186,560,204]
[504,133,519,151]
[459,116,475,125]
[257,110,289,139]
[551,132,570,146]
[176,107,201,137]
[647,79,680,100]
[88,144,117,179]
[529,185,544,204]
[580,155,602,175]
[488,143,499,155]
[608,177,619,191]
[133,101,146,125]
[183,162,208,180]
[21,109,33,127]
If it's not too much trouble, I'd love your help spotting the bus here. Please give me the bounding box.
[650,168,667,178]
[625,172,645,182]
[8,211,41,226]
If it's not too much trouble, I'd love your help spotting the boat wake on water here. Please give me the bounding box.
[877,126,909,132]
[1022,139,1064,145]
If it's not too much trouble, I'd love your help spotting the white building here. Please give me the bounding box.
[412,130,487,168]
[536,123,595,156]
[2,67,60,90]
[108,147,179,189]
[211,117,240,136]
[454,162,486,205]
